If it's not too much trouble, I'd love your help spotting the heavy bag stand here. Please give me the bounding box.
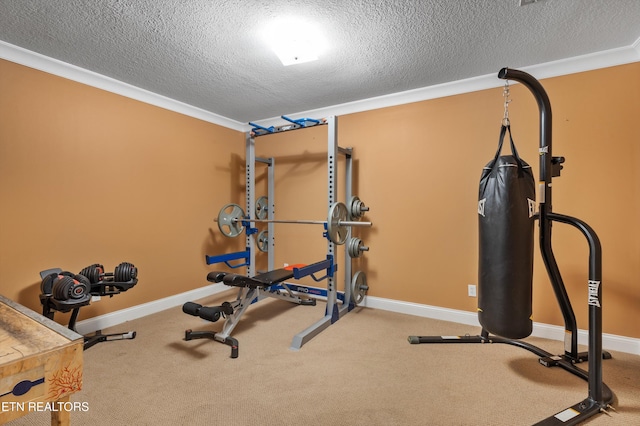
[408,68,613,425]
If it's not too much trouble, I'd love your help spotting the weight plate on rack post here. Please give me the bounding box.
[349,196,367,220]
[217,203,245,237]
[347,237,362,258]
[255,196,268,220]
[257,230,269,252]
[327,202,348,245]
[351,271,368,305]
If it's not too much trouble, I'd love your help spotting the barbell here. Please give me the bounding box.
[216,202,372,245]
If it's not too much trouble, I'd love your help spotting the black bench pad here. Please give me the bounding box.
[207,268,295,289]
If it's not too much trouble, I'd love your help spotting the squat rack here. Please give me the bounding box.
[247,115,364,350]
[186,115,370,356]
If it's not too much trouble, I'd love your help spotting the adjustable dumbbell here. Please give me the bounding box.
[114,262,137,282]
[41,271,90,301]
[39,270,92,312]
[79,262,138,293]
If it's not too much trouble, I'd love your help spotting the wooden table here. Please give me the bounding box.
[0,295,83,425]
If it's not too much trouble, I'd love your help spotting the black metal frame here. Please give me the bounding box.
[409,68,613,425]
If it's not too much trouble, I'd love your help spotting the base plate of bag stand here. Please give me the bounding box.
[539,351,612,367]
[408,331,614,426]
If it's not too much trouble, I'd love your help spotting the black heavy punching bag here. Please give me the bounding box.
[478,125,536,339]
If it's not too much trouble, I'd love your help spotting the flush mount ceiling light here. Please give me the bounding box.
[264,17,326,66]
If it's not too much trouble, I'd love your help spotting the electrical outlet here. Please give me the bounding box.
[468,284,477,297]
[91,295,101,302]
[520,0,547,6]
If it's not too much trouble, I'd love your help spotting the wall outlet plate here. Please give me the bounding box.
[520,0,547,6]
[468,284,477,297]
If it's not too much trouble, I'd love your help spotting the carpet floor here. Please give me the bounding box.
[8,289,640,425]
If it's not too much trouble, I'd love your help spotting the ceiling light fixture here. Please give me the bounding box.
[264,17,326,66]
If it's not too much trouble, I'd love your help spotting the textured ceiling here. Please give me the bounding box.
[1,0,639,123]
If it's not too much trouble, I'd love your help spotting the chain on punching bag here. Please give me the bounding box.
[477,124,536,339]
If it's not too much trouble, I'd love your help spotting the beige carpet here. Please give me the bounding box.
[8,289,640,425]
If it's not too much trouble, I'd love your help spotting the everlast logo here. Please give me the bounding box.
[588,280,601,307]
[478,199,486,217]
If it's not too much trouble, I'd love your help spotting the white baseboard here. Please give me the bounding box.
[75,283,230,335]
[363,296,640,356]
[77,288,639,355]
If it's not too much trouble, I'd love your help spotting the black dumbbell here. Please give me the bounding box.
[79,264,105,284]
[41,272,90,301]
[114,262,137,282]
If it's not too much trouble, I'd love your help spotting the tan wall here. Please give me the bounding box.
[252,63,640,339]
[0,59,246,324]
[1,58,638,338]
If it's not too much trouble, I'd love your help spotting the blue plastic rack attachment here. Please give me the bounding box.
[205,250,250,269]
[248,122,275,136]
[292,255,335,282]
[267,254,340,300]
[249,116,325,136]
[281,115,322,127]
[240,219,258,236]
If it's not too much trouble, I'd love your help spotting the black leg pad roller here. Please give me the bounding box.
[182,301,233,323]
[182,302,220,322]
[182,302,203,316]
[207,271,228,283]
[198,306,221,322]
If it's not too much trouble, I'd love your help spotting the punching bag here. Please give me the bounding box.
[478,125,535,339]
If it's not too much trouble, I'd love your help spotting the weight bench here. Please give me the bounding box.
[183,260,333,358]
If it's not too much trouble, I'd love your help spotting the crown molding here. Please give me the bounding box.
[0,40,247,132]
[3,38,638,133]
[252,40,640,128]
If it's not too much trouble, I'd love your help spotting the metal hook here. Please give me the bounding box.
[502,80,511,126]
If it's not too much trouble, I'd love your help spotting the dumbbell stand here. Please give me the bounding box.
[38,264,139,350]
[83,330,137,350]
[66,305,137,351]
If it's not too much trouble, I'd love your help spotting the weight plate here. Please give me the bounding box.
[217,203,245,237]
[349,196,363,220]
[327,202,348,245]
[257,230,269,252]
[351,271,368,305]
[255,196,268,220]
[347,237,362,258]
